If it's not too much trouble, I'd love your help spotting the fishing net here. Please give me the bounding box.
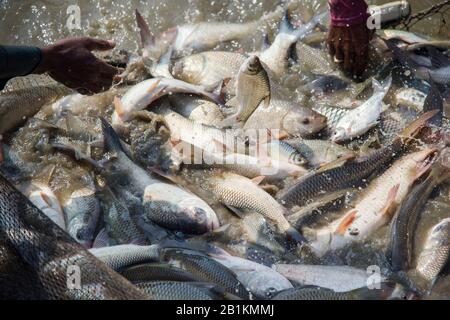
[399,0,450,31]
[0,173,150,300]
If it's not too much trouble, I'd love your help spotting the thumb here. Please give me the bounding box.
[82,38,116,51]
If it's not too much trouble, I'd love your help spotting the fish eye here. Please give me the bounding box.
[301,118,310,125]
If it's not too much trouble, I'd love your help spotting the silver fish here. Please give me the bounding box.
[220,55,271,126]
[63,186,101,248]
[416,218,450,287]
[202,171,306,244]
[274,264,387,292]
[101,118,220,235]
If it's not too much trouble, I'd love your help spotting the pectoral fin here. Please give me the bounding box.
[335,210,358,235]
[380,184,400,218]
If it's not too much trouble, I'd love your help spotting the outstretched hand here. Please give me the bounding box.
[34,37,119,95]
[327,22,371,79]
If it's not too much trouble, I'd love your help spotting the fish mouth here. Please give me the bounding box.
[413,147,440,180]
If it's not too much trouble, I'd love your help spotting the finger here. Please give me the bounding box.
[96,61,120,78]
[334,42,344,64]
[82,37,116,51]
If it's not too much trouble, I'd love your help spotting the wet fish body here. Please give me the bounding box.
[309,148,437,256]
[274,264,386,292]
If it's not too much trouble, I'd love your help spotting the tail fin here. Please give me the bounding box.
[135,9,154,57]
[423,81,443,127]
[278,10,326,42]
[384,39,420,69]
[100,117,126,155]
[372,75,392,95]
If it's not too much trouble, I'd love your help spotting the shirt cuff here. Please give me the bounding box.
[0,45,42,83]
[328,0,370,27]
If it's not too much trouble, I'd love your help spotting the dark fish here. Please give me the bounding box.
[387,150,450,273]
[135,281,218,300]
[271,284,406,300]
[121,263,201,283]
[161,248,251,299]
[278,111,438,209]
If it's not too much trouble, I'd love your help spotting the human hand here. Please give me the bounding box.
[34,37,119,95]
[327,22,371,79]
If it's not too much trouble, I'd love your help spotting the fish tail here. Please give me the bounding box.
[423,81,443,127]
[286,226,307,245]
[135,9,154,57]
[372,75,392,95]
[100,117,126,155]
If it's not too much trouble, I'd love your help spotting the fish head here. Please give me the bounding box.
[178,197,220,232]
[282,108,327,137]
[241,55,263,76]
[331,127,348,143]
[68,221,95,248]
[428,218,450,248]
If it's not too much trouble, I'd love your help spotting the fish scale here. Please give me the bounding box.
[162,249,251,299]
[135,281,215,300]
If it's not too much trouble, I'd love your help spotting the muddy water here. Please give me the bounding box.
[1,0,450,298]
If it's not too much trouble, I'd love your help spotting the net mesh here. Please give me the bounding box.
[0,173,150,300]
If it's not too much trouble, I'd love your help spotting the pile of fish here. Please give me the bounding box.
[1,1,450,300]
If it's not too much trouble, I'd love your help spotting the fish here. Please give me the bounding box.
[168,94,225,126]
[378,29,430,44]
[262,139,308,166]
[416,218,450,289]
[135,7,284,62]
[0,173,150,300]
[273,264,387,292]
[89,244,160,271]
[283,138,354,168]
[141,108,242,156]
[300,75,350,95]
[100,118,220,235]
[189,145,307,182]
[161,248,251,299]
[426,47,450,86]
[259,11,327,78]
[220,55,271,126]
[386,41,450,85]
[387,150,450,273]
[18,170,66,230]
[99,187,149,246]
[406,41,450,52]
[121,263,201,283]
[309,147,438,256]
[0,84,72,135]
[394,87,427,110]
[278,111,439,209]
[209,252,293,299]
[331,76,392,142]
[47,87,128,118]
[112,78,222,125]
[271,284,404,300]
[135,281,223,300]
[63,186,101,248]
[244,96,327,138]
[312,103,354,130]
[294,41,336,76]
[171,51,246,90]
[202,171,306,244]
